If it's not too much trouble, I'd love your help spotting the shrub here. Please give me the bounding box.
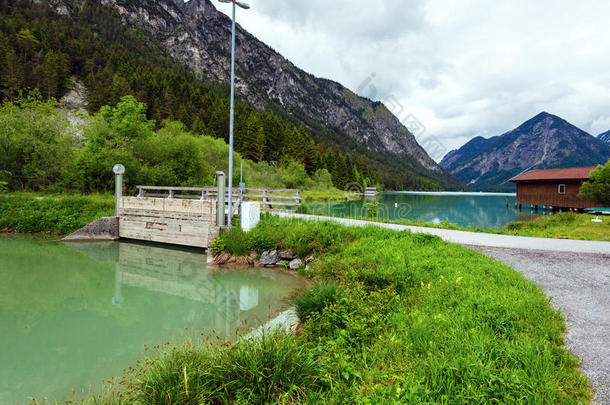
[293,283,341,321]
[579,160,610,205]
[219,227,250,256]
[208,237,225,256]
[132,333,329,404]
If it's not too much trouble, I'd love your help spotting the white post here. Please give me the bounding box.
[113,164,125,217]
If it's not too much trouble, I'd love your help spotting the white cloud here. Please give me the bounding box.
[214,0,610,157]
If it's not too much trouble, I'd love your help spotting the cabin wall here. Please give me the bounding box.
[515,181,596,209]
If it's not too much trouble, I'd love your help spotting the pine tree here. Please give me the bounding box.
[1,49,24,100]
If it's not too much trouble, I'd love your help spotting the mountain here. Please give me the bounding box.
[37,0,460,190]
[439,112,610,191]
[599,131,610,146]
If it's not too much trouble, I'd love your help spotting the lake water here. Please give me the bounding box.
[0,237,305,405]
[309,192,541,229]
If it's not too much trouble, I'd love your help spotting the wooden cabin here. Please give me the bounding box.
[509,167,597,211]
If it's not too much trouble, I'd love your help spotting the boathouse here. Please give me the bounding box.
[509,167,598,211]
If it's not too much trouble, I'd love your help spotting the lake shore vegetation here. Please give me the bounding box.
[61,215,590,404]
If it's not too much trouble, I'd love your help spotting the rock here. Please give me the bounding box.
[305,264,311,272]
[62,217,119,242]
[279,251,295,261]
[304,253,314,263]
[213,252,232,265]
[249,251,258,259]
[259,250,279,266]
[289,259,303,270]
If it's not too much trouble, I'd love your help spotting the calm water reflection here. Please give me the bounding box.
[0,237,305,404]
[309,192,542,229]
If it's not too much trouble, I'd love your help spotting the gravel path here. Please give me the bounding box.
[472,247,610,404]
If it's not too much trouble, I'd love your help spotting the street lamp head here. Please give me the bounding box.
[113,164,125,175]
[218,0,250,9]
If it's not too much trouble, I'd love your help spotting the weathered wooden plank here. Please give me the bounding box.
[119,220,211,248]
[120,209,215,222]
[121,197,215,215]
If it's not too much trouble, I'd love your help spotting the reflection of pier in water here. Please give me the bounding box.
[66,241,296,337]
[114,243,262,336]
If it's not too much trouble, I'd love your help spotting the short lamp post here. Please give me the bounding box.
[113,164,125,217]
[218,0,250,227]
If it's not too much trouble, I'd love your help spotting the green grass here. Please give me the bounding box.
[0,193,113,235]
[301,188,361,202]
[313,211,610,241]
[73,215,591,404]
[504,212,610,241]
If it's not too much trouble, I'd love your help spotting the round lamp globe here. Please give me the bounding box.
[113,164,125,175]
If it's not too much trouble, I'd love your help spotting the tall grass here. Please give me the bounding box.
[0,193,114,235]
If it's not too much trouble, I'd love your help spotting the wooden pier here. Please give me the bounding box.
[116,186,302,249]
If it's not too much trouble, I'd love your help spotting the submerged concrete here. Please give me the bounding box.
[245,308,299,340]
[62,216,119,242]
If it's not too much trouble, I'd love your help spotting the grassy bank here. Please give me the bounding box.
[0,194,113,235]
[71,214,590,404]
[300,207,610,241]
[504,212,610,241]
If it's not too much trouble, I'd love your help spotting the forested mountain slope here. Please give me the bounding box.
[0,0,461,190]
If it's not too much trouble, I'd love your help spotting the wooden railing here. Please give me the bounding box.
[241,188,301,208]
[136,186,302,209]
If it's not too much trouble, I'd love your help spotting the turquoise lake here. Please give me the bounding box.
[0,237,305,405]
[308,192,541,229]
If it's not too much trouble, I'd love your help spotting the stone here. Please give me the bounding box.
[289,258,303,270]
[279,251,295,261]
[259,250,279,266]
[213,252,232,265]
[61,217,119,242]
[304,253,314,263]
[249,251,258,258]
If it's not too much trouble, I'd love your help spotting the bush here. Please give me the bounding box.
[293,283,341,321]
[132,333,329,404]
[208,237,225,256]
[579,160,610,205]
[220,227,251,256]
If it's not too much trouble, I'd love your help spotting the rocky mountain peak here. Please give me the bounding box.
[439,112,610,191]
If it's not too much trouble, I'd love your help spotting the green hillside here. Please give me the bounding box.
[0,0,452,191]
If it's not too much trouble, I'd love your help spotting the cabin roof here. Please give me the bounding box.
[509,167,597,182]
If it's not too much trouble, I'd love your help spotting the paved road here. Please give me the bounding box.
[473,247,610,404]
[275,212,610,402]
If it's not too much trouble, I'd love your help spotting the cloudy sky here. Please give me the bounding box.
[215,0,610,159]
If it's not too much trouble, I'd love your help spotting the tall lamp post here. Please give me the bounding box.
[218,0,250,227]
